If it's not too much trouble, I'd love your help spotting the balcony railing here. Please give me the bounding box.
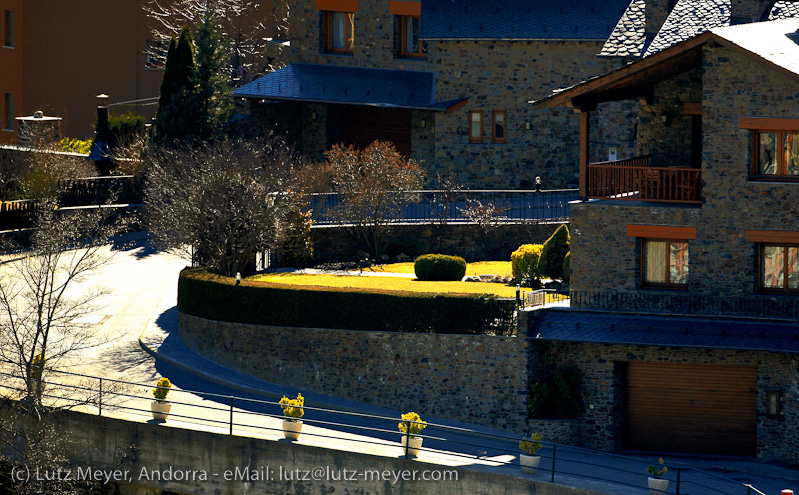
[587,156,702,204]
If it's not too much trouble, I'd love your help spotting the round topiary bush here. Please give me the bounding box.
[414,254,467,281]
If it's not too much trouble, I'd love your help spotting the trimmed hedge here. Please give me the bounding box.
[178,268,516,335]
[538,224,570,279]
[414,254,467,281]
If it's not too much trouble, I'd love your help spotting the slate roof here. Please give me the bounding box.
[600,0,799,58]
[234,64,465,111]
[530,309,799,353]
[599,0,646,57]
[420,0,630,41]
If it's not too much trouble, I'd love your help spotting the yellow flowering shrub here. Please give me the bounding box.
[152,377,172,402]
[398,411,427,436]
[279,393,305,420]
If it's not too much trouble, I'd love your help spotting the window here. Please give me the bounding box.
[469,111,483,143]
[753,130,799,179]
[642,239,689,288]
[325,11,355,54]
[3,10,12,48]
[145,39,169,69]
[493,110,507,143]
[4,93,13,131]
[398,15,426,58]
[760,244,799,292]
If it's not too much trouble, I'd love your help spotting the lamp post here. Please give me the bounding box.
[535,176,542,219]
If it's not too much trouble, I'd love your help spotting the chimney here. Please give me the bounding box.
[645,0,678,42]
[729,0,770,25]
[88,93,112,176]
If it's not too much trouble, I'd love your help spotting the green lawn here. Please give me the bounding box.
[249,272,529,298]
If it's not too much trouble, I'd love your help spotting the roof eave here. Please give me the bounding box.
[234,94,454,112]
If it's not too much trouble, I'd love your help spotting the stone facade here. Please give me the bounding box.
[572,44,799,297]
[179,312,530,432]
[245,1,638,189]
[431,40,636,189]
[528,336,799,462]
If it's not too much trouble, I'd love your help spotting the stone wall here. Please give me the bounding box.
[310,222,564,263]
[179,312,530,433]
[528,332,799,462]
[570,43,799,297]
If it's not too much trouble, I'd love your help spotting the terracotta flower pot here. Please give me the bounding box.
[520,454,541,473]
[282,420,302,440]
[151,401,171,421]
[648,476,669,495]
[401,435,423,456]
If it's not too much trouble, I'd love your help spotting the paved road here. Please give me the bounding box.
[5,234,799,495]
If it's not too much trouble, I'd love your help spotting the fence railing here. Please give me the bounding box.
[0,368,767,495]
[308,189,578,225]
[0,176,143,231]
[570,290,799,318]
[587,156,702,204]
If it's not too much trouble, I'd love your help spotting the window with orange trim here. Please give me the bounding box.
[397,15,426,58]
[469,111,483,143]
[493,110,507,144]
[760,243,799,293]
[752,130,799,179]
[642,239,689,288]
[325,11,355,54]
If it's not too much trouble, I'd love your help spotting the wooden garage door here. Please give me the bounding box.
[622,362,756,456]
[340,106,412,156]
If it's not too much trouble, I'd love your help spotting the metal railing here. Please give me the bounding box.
[570,290,799,319]
[0,368,767,495]
[307,189,578,225]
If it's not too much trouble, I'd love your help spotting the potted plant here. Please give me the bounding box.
[647,458,669,495]
[151,377,172,421]
[398,412,427,457]
[519,433,544,473]
[279,393,304,440]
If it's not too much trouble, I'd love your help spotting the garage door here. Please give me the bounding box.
[622,362,757,455]
[339,106,412,157]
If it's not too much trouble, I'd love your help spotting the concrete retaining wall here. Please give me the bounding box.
[49,408,608,495]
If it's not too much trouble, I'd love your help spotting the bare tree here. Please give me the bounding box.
[327,140,425,260]
[144,136,304,277]
[0,201,126,411]
[144,0,285,84]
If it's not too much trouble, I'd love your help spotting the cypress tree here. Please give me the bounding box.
[154,26,197,144]
[538,224,571,279]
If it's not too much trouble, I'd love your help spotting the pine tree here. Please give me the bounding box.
[193,4,233,142]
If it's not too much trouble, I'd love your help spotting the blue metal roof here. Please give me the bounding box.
[530,309,799,353]
[234,64,464,111]
[421,0,630,41]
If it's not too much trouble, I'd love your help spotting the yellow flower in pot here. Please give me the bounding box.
[398,412,427,457]
[279,393,304,440]
[519,433,544,473]
[151,377,172,421]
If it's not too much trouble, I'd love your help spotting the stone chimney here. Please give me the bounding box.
[645,0,678,41]
[729,0,770,25]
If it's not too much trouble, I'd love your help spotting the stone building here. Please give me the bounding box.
[530,19,799,461]
[234,0,636,189]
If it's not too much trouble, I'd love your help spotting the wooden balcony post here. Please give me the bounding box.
[579,109,590,199]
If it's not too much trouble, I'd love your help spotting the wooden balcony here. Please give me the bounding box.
[586,156,702,204]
